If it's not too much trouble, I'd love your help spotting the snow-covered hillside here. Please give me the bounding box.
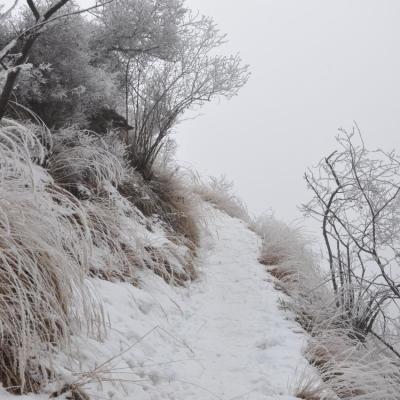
[2,208,310,400]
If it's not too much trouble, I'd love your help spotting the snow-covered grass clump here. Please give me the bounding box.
[193,175,250,223]
[49,127,125,195]
[299,332,400,399]
[253,216,316,282]
[47,127,201,285]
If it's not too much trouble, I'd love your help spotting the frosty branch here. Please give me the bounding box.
[303,128,400,336]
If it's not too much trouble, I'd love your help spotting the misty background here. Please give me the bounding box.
[175,0,399,229]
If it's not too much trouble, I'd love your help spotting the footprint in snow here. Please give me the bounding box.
[256,337,281,350]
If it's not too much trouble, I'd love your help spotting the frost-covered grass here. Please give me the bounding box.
[193,175,250,223]
[253,216,316,281]
[0,119,102,393]
[296,331,400,400]
[0,120,202,394]
[152,169,201,244]
[255,215,400,399]
[47,127,201,284]
[49,128,124,197]
[117,167,202,283]
[252,215,327,330]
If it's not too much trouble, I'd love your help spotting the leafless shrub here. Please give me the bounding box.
[123,11,249,177]
[303,128,400,339]
[281,128,400,399]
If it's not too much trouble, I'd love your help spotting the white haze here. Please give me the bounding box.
[175,0,400,228]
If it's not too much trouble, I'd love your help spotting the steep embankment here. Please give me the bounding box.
[0,208,309,400]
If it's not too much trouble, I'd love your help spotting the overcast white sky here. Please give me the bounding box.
[174,0,400,227]
[2,0,400,230]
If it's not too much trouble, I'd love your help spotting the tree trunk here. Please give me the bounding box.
[0,34,38,120]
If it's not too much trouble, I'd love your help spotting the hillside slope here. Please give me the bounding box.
[0,208,309,400]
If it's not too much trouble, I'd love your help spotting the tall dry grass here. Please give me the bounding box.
[0,119,102,393]
[48,128,200,285]
[295,332,400,400]
[193,175,250,223]
[48,128,124,198]
[0,119,207,393]
[119,165,202,283]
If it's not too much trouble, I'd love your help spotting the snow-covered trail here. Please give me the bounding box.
[0,210,308,400]
[157,210,307,399]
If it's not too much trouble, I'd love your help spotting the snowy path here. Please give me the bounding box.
[156,210,307,400]
[86,210,308,400]
[0,210,307,400]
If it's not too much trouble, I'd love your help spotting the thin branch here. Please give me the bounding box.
[26,0,40,20]
[0,0,18,22]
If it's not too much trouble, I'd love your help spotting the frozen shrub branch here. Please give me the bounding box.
[303,127,400,337]
[112,9,250,177]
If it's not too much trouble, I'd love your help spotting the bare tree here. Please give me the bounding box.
[124,13,249,177]
[303,127,400,337]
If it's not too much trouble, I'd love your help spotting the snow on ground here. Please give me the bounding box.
[0,208,309,399]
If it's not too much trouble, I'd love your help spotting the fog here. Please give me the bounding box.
[175,0,400,227]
